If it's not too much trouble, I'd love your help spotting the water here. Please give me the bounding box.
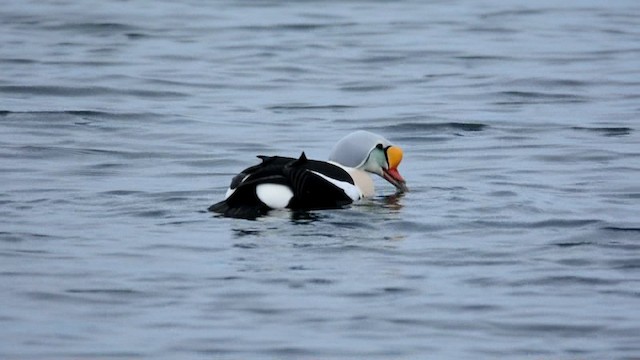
[2,0,640,358]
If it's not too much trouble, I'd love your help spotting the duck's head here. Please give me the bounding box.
[329,130,408,193]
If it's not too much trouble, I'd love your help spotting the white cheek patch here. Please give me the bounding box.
[310,171,361,201]
[256,184,294,209]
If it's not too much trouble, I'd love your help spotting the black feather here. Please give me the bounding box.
[208,153,357,219]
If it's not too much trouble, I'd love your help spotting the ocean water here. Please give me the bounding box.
[2,0,640,359]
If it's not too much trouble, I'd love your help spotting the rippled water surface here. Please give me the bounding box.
[2,0,640,359]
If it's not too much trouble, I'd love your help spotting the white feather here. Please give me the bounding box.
[225,174,250,200]
[256,183,294,209]
[310,170,361,201]
[224,187,235,199]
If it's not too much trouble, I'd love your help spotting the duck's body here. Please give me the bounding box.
[209,131,407,219]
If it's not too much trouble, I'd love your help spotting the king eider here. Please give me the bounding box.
[208,130,408,219]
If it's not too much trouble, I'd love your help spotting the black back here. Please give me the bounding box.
[208,153,355,219]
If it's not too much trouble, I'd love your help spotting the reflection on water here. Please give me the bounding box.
[290,210,326,224]
[379,192,405,211]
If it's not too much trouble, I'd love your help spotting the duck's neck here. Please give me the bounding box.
[346,168,374,198]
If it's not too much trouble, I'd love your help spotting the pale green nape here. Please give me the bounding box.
[362,147,388,175]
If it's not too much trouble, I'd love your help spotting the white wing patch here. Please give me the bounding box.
[256,183,294,209]
[225,174,250,200]
[310,171,361,201]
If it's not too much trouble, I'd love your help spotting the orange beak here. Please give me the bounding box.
[383,146,408,192]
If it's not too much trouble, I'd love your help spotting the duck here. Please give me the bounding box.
[208,130,407,219]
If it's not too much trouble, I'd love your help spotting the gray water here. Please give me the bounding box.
[2,0,640,359]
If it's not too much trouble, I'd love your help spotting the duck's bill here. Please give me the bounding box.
[383,168,409,193]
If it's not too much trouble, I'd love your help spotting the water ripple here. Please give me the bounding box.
[379,122,488,133]
[571,126,633,137]
[2,1,640,359]
[0,85,187,98]
[492,90,589,104]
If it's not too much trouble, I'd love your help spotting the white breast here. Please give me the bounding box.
[345,168,374,198]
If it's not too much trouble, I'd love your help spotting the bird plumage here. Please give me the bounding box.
[209,131,407,219]
[208,153,359,219]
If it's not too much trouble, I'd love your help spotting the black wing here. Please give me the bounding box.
[284,153,355,210]
[208,153,356,218]
[208,156,294,219]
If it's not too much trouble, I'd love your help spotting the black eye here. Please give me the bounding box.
[376,143,383,149]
